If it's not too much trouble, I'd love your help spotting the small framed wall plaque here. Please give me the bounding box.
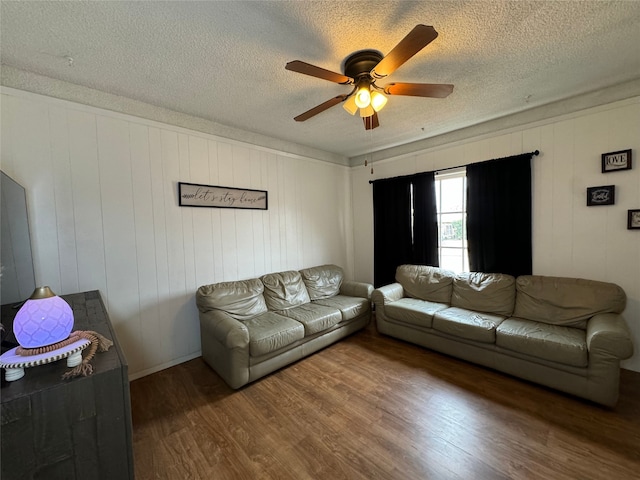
[628,209,640,230]
[586,185,615,206]
[601,149,632,173]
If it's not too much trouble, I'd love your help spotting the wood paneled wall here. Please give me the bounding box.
[0,88,354,378]
[351,97,640,372]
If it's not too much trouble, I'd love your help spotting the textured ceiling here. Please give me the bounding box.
[2,1,640,159]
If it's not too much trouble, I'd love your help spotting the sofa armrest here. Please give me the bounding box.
[340,281,374,299]
[371,283,404,309]
[199,310,250,349]
[586,313,634,360]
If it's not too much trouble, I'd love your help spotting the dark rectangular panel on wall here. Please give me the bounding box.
[1,290,134,480]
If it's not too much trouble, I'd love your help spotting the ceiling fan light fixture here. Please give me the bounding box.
[359,105,375,118]
[286,25,452,131]
[354,82,371,108]
[342,94,358,115]
[370,90,388,112]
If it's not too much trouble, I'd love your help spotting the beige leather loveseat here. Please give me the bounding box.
[372,265,634,406]
[197,264,372,389]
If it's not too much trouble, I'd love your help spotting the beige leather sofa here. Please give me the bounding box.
[197,264,372,389]
[372,265,634,406]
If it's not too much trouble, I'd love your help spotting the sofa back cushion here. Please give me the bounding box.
[299,264,343,300]
[451,272,516,316]
[196,278,268,321]
[261,270,311,311]
[513,275,626,328]
[395,265,454,303]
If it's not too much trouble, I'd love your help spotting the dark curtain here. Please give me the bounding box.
[466,153,533,277]
[373,176,413,287]
[412,172,439,267]
[372,172,438,287]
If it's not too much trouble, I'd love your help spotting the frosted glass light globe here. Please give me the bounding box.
[354,85,371,108]
[13,287,74,348]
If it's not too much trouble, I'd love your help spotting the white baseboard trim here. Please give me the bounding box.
[128,351,202,382]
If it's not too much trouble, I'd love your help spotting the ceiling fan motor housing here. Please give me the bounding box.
[343,50,383,79]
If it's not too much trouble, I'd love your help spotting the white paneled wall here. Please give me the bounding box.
[352,98,640,372]
[1,88,353,379]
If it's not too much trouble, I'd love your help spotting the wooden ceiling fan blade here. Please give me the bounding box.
[363,112,380,130]
[371,25,438,79]
[286,60,353,84]
[294,95,348,122]
[383,82,454,98]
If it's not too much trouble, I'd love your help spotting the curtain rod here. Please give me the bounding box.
[369,150,539,184]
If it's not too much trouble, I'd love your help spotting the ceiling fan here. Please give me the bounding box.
[285,25,454,130]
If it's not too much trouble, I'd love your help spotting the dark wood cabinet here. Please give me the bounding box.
[1,290,134,479]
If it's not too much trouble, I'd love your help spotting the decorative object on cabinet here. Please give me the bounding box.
[1,286,89,381]
[12,286,73,348]
[1,287,114,382]
[601,149,632,173]
[0,338,91,381]
[1,290,134,479]
[628,209,640,230]
[586,185,615,206]
[178,181,268,210]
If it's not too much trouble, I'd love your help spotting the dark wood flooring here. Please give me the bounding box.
[130,321,640,479]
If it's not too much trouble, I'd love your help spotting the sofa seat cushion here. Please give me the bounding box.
[261,270,311,310]
[451,272,516,317]
[384,298,448,328]
[313,295,369,321]
[279,303,342,336]
[496,318,588,367]
[433,307,506,343]
[243,312,305,356]
[299,264,343,300]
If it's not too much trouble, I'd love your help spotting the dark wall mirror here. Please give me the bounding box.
[1,170,36,306]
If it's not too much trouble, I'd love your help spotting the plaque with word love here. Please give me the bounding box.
[601,149,632,173]
[178,182,268,210]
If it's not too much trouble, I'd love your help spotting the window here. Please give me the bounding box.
[435,168,469,273]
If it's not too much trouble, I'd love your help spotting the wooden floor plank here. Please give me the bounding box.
[131,322,640,479]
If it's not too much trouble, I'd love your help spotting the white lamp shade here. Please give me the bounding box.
[354,85,371,108]
[359,105,375,117]
[13,287,74,348]
[342,95,358,115]
[370,91,388,112]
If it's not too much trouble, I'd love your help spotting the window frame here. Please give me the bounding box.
[435,167,469,273]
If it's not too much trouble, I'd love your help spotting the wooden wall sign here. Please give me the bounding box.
[178,182,268,210]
